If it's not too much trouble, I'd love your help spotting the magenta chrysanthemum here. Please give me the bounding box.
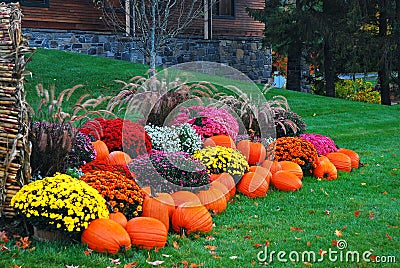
[300,133,338,156]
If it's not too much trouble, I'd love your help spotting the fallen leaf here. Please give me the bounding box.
[65,265,79,268]
[334,230,343,237]
[265,240,270,246]
[370,255,377,262]
[319,249,327,256]
[254,202,259,206]
[15,236,31,249]
[387,225,398,229]
[11,266,22,268]
[229,256,238,259]
[341,226,347,230]
[386,234,393,241]
[109,258,121,265]
[124,262,138,268]
[295,237,301,241]
[162,254,171,258]
[173,241,180,249]
[361,182,367,186]
[308,210,315,214]
[369,212,375,220]
[290,227,303,232]
[146,260,164,266]
[0,231,8,243]
[189,263,203,268]
[354,210,360,217]
[325,210,330,215]
[382,191,388,195]
[83,249,93,255]
[315,235,322,239]
[194,234,201,239]
[1,244,9,251]
[253,243,263,248]
[204,245,216,251]
[304,262,312,266]
[306,241,312,247]
[244,235,251,240]
[205,235,215,241]
[332,240,338,247]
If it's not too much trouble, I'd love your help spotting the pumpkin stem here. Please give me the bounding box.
[180,227,186,238]
[118,245,127,253]
[106,202,115,213]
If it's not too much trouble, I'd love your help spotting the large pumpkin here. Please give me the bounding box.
[142,195,170,230]
[108,211,128,229]
[107,151,132,166]
[204,135,236,149]
[170,191,201,208]
[261,160,282,175]
[92,140,109,160]
[210,173,236,199]
[271,170,302,192]
[237,172,269,198]
[210,181,230,202]
[196,188,227,215]
[279,161,303,180]
[326,152,352,172]
[313,160,338,180]
[338,148,360,168]
[154,192,176,218]
[249,166,272,185]
[81,218,131,254]
[171,202,213,235]
[237,140,267,165]
[126,217,168,250]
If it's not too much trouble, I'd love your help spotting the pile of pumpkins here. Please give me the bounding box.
[81,135,360,254]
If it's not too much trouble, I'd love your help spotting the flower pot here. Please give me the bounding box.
[33,226,65,242]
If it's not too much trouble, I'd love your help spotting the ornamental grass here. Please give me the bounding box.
[269,137,318,175]
[11,173,109,234]
[79,170,145,219]
[193,146,249,181]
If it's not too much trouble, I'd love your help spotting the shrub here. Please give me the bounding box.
[80,170,145,219]
[300,133,338,156]
[193,146,249,181]
[128,150,210,194]
[11,173,109,234]
[268,137,318,175]
[273,109,307,138]
[335,79,381,104]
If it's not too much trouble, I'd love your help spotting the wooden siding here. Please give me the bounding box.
[19,0,265,37]
[20,0,107,31]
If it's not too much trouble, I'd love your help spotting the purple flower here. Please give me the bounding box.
[300,133,338,156]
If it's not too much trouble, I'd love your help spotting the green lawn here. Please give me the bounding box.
[1,49,399,267]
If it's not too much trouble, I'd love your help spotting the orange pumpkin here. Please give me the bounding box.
[210,181,230,202]
[81,218,131,254]
[108,212,128,229]
[326,152,352,172]
[141,186,152,196]
[92,140,109,160]
[171,201,213,235]
[338,148,360,168]
[154,192,176,218]
[197,188,227,215]
[237,140,267,165]
[107,151,132,165]
[271,170,302,191]
[261,160,282,174]
[237,172,269,198]
[204,135,236,149]
[249,166,272,185]
[279,161,303,180]
[210,173,236,199]
[170,191,201,208]
[126,217,168,250]
[316,155,330,165]
[313,160,338,180]
[142,195,170,230]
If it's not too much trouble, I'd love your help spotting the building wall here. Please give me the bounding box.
[24,28,272,82]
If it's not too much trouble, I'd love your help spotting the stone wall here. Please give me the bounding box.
[23,29,272,83]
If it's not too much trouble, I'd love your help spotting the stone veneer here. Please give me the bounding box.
[23,28,272,83]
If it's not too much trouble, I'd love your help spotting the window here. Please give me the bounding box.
[214,0,234,17]
[3,0,49,8]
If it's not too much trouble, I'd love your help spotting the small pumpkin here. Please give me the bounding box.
[326,152,352,172]
[126,217,168,250]
[210,181,230,202]
[171,201,213,235]
[81,218,131,254]
[107,151,132,166]
[316,155,330,165]
[237,172,269,198]
[196,188,227,215]
[210,173,236,199]
[108,211,128,229]
[154,192,176,218]
[92,140,109,160]
[204,135,236,149]
[313,160,338,180]
[338,148,360,168]
[142,195,170,230]
[261,160,282,175]
[279,161,303,180]
[237,140,267,165]
[170,191,201,208]
[271,170,302,192]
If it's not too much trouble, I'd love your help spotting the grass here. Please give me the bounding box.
[1,49,399,267]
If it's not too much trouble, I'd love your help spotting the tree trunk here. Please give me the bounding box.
[324,37,336,97]
[149,2,157,77]
[378,0,391,105]
[396,0,400,96]
[286,42,302,91]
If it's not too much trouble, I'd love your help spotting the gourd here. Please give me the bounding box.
[271,170,302,192]
[210,173,236,199]
[107,151,132,165]
[338,148,360,168]
[237,172,269,198]
[142,195,170,230]
[313,160,338,180]
[126,217,168,250]
[171,202,213,235]
[92,140,109,160]
[108,211,128,229]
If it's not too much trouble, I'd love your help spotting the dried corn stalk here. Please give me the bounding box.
[0,3,35,218]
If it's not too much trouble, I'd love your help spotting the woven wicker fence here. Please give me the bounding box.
[0,3,34,218]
